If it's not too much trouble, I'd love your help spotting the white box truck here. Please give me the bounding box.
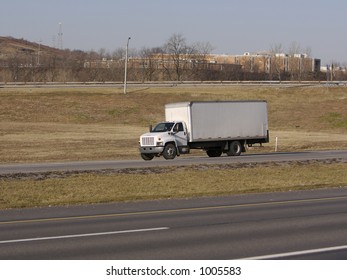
[139,101,269,160]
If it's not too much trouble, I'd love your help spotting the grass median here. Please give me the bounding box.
[1,160,346,209]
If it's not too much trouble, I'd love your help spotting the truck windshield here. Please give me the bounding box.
[152,122,174,132]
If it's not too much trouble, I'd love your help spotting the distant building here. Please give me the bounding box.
[207,52,321,74]
[82,51,322,81]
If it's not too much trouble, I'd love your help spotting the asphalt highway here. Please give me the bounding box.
[1,188,347,259]
[1,150,347,174]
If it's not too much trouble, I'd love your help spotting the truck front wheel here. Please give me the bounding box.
[163,144,177,160]
[141,153,155,161]
[227,141,242,156]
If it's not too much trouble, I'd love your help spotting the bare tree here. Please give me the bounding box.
[305,47,312,58]
[138,47,163,81]
[194,41,214,60]
[287,42,313,80]
[190,41,214,80]
[112,48,125,60]
[287,41,301,80]
[288,41,302,56]
[164,33,192,81]
[7,54,21,82]
[269,43,285,81]
[46,55,60,82]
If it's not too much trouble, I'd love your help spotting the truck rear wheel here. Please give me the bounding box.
[163,143,177,160]
[141,153,154,161]
[227,141,242,156]
[206,148,222,157]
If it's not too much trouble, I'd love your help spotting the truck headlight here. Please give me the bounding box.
[156,141,164,146]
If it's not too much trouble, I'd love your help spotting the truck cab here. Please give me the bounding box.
[139,121,189,160]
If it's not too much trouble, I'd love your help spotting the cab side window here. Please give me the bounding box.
[178,123,184,132]
[174,123,184,132]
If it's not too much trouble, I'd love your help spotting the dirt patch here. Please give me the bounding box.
[2,158,346,181]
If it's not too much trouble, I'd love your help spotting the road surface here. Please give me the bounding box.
[1,150,347,174]
[1,188,347,259]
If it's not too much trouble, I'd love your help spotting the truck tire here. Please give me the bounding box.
[206,148,222,157]
[227,141,242,156]
[141,153,154,161]
[163,143,177,160]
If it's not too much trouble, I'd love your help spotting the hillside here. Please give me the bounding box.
[0,36,64,58]
[0,36,98,83]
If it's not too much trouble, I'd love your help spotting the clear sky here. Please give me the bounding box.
[1,0,346,65]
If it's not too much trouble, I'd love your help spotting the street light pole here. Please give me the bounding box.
[124,37,131,94]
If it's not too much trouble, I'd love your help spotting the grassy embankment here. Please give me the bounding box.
[0,85,346,209]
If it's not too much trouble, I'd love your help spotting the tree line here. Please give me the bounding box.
[1,34,342,83]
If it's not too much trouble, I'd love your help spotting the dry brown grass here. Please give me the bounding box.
[0,85,346,163]
[0,122,144,162]
[1,162,346,209]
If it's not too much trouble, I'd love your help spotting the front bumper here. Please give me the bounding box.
[139,146,165,154]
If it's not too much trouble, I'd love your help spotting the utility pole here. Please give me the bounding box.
[58,22,63,50]
[124,37,131,94]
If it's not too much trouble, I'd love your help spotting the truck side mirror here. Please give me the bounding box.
[149,125,152,132]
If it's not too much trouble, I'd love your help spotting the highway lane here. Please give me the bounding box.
[1,150,347,174]
[1,188,347,259]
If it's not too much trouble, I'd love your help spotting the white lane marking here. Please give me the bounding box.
[242,244,347,260]
[0,227,169,244]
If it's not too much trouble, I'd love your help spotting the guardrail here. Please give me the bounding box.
[1,80,346,88]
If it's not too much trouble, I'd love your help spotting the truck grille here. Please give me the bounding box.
[141,137,155,146]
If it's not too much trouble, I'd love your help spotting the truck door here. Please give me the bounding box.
[173,122,188,147]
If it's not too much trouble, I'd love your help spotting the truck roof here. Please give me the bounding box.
[165,100,267,108]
